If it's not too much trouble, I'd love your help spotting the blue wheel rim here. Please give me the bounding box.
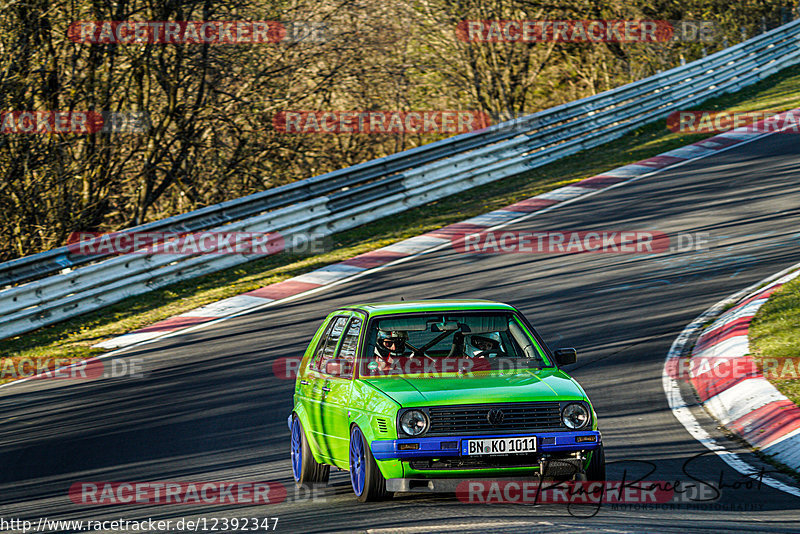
[349,427,366,496]
[291,417,302,482]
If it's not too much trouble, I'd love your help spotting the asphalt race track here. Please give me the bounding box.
[2,132,800,533]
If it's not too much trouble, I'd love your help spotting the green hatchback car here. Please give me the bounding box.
[289,300,604,501]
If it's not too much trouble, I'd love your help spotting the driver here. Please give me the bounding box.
[372,330,408,372]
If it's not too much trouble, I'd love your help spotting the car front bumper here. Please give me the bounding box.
[386,477,543,493]
[371,430,601,460]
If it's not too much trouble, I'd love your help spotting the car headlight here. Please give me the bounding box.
[562,403,590,429]
[399,410,429,436]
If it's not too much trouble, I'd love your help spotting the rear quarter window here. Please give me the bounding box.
[310,316,349,371]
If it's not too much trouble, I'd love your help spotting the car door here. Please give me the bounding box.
[304,314,350,461]
[318,314,364,463]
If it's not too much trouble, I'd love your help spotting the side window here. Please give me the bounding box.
[508,316,550,365]
[311,316,348,371]
[330,317,362,377]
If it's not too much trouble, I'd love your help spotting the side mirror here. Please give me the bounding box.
[553,348,577,366]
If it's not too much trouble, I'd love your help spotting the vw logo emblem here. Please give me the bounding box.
[487,408,505,426]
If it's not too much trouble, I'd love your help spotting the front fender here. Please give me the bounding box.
[348,413,404,479]
[344,406,407,480]
[349,412,374,440]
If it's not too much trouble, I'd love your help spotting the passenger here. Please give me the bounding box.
[466,334,502,358]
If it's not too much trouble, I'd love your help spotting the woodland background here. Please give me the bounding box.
[0,0,795,261]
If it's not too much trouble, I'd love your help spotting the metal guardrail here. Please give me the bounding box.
[1,20,799,341]
[4,20,799,289]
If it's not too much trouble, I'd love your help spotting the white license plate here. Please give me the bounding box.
[464,436,537,455]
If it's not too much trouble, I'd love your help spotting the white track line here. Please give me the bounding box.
[662,261,800,498]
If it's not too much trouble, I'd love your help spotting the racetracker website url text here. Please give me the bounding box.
[0,516,278,533]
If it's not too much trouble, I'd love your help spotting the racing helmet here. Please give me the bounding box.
[375,330,408,358]
[466,332,500,357]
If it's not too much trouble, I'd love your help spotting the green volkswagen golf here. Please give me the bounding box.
[289,300,604,501]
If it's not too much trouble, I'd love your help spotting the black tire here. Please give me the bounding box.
[291,415,330,487]
[586,444,606,482]
[349,425,389,502]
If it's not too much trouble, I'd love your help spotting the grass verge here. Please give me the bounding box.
[4,64,800,379]
[749,273,800,407]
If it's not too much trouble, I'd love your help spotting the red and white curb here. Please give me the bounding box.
[93,115,792,350]
[663,262,800,497]
[692,269,800,467]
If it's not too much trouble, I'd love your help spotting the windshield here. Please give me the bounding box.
[358,312,551,377]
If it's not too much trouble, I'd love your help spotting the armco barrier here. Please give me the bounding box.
[94,121,778,350]
[2,20,800,340]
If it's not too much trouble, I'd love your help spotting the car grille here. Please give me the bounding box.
[426,402,563,436]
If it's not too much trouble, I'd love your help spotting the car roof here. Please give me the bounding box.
[341,299,517,316]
